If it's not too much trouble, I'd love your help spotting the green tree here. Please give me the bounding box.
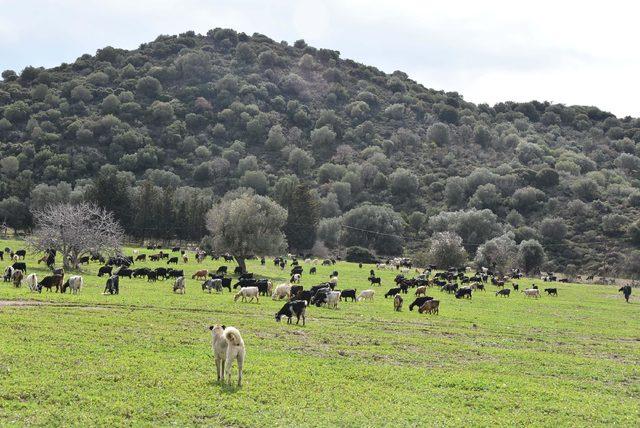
[284,185,320,251]
[136,76,162,98]
[318,217,342,248]
[427,123,449,146]
[205,192,287,272]
[538,217,568,243]
[428,231,467,268]
[288,148,315,175]
[240,170,268,195]
[265,124,285,150]
[474,233,517,273]
[341,204,405,255]
[389,168,419,198]
[517,239,546,274]
[0,197,32,231]
[86,166,132,233]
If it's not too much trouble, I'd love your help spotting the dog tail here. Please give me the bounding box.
[224,327,244,346]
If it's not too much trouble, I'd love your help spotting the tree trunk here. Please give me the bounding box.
[235,256,247,274]
[63,252,72,270]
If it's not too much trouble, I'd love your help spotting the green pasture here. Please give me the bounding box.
[0,239,638,427]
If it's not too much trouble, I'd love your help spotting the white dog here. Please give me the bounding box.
[210,325,246,387]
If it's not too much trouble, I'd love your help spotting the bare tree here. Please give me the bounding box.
[28,203,124,269]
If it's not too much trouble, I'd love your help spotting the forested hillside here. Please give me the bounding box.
[1,28,640,274]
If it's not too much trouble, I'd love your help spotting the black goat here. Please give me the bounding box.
[275,300,307,326]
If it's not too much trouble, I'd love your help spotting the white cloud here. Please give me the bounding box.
[0,0,638,116]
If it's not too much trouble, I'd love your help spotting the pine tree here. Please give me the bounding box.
[284,185,320,251]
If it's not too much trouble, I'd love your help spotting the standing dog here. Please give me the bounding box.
[209,325,246,387]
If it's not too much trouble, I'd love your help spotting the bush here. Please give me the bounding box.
[427,123,449,146]
[345,246,377,264]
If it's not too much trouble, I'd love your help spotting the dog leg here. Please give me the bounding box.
[236,355,243,387]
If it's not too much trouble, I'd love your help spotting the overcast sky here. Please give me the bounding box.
[1,0,638,117]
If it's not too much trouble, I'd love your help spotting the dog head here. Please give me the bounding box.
[209,324,226,335]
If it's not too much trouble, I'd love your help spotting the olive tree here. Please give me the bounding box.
[428,232,467,269]
[28,203,124,269]
[389,168,419,198]
[341,204,405,255]
[474,233,517,274]
[517,239,546,274]
[205,193,287,272]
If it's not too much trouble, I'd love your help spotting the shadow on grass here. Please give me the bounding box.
[215,380,242,394]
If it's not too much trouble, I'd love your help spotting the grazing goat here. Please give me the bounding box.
[290,273,301,284]
[12,270,23,287]
[384,287,401,298]
[522,288,540,298]
[192,269,208,280]
[340,289,356,302]
[544,288,558,296]
[368,276,381,285]
[11,262,27,273]
[415,286,427,296]
[3,266,14,282]
[24,273,38,292]
[98,266,113,277]
[329,276,338,288]
[326,291,341,309]
[234,287,259,303]
[275,300,307,326]
[62,275,83,294]
[202,278,222,293]
[289,285,303,298]
[309,267,316,274]
[272,283,292,300]
[496,289,510,297]
[167,257,179,265]
[38,274,63,292]
[419,300,440,314]
[173,277,186,294]
[116,267,133,279]
[210,325,246,387]
[409,296,433,311]
[394,294,403,311]
[357,289,375,302]
[455,287,472,299]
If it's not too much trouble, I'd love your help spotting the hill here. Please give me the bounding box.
[1,28,640,274]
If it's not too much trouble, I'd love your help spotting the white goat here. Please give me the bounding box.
[357,289,375,301]
[272,283,292,300]
[234,286,259,303]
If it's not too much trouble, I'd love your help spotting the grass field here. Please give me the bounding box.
[0,238,638,427]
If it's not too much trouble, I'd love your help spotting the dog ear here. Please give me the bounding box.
[208,325,214,330]
[221,325,226,330]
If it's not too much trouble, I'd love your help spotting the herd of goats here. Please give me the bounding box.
[1,246,635,325]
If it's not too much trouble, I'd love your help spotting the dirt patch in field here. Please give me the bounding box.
[0,300,108,311]
[0,300,44,307]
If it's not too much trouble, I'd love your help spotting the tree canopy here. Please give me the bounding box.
[205,192,287,271]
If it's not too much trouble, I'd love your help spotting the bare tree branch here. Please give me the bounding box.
[27,202,123,269]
